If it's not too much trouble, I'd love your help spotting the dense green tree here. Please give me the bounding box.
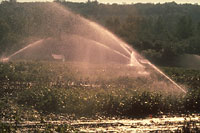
[0,19,10,40]
[0,19,10,54]
[154,16,164,35]
[185,37,200,55]
[105,17,120,32]
[176,16,194,40]
[197,22,200,36]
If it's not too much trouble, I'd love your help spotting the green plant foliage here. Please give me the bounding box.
[0,122,14,132]
[0,62,199,120]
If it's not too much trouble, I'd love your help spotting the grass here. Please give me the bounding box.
[0,61,200,122]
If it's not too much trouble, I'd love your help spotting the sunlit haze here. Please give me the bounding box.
[16,0,200,4]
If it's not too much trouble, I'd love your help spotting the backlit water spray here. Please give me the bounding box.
[0,3,186,93]
[148,62,186,93]
[138,58,186,93]
[87,19,186,93]
[0,39,47,62]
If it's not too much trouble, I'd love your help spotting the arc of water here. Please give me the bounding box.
[73,35,130,61]
[4,34,130,63]
[140,59,186,93]
[6,39,48,60]
[90,40,130,60]
[88,21,132,56]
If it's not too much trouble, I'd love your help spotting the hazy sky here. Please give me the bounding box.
[72,0,199,4]
[17,0,200,4]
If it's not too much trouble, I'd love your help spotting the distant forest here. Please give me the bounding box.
[0,1,200,66]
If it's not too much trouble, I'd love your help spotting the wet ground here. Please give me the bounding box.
[73,115,200,132]
[2,115,200,132]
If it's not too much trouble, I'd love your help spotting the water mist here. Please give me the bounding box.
[0,3,186,94]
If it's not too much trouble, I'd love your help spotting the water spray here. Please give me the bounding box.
[139,59,186,93]
[74,35,130,61]
[0,39,48,62]
[0,2,186,94]
[129,52,144,67]
[88,21,132,56]
[8,39,46,60]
